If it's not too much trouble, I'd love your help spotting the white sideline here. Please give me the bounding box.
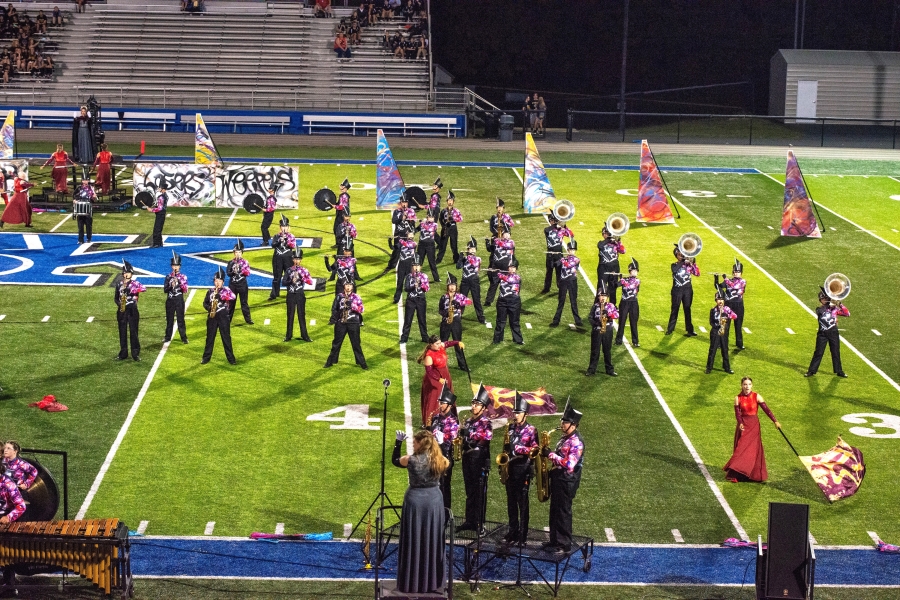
[698,178,900,393]
[220,208,239,236]
[76,289,198,520]
[397,302,414,451]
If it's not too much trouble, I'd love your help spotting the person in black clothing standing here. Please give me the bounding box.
[706,289,737,374]
[541,215,573,294]
[502,393,538,546]
[145,185,168,248]
[493,258,523,345]
[666,245,700,336]
[333,179,351,249]
[269,214,296,299]
[457,384,493,533]
[393,231,417,304]
[438,272,471,372]
[596,226,625,305]
[587,281,619,376]
[541,400,584,554]
[426,177,442,220]
[325,282,368,369]
[114,260,146,361]
[163,251,189,344]
[430,386,460,513]
[416,211,440,282]
[387,196,413,270]
[326,238,360,294]
[615,258,640,347]
[456,236,485,324]
[400,256,430,344]
[259,186,277,246]
[282,247,313,342]
[715,259,747,350]
[226,239,254,325]
[74,177,96,244]
[485,226,514,307]
[202,268,236,365]
[436,190,461,264]
[805,287,850,378]
[550,241,583,327]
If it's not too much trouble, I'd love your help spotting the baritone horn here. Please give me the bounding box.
[551,199,575,222]
[824,273,851,301]
[605,212,630,238]
[677,233,703,258]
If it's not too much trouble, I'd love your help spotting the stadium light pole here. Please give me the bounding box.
[619,0,630,141]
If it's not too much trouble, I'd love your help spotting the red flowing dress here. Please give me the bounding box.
[44,151,71,193]
[0,177,34,226]
[723,391,776,482]
[94,150,113,194]
[420,340,459,426]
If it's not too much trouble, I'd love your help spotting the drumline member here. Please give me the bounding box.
[163,251,189,344]
[438,272,471,372]
[202,268,237,365]
[226,239,254,325]
[332,179,351,248]
[615,258,641,347]
[0,473,25,524]
[2,442,37,491]
[400,255,430,344]
[93,143,113,195]
[42,143,74,194]
[457,384,493,534]
[486,226,515,307]
[326,237,359,294]
[715,259,746,350]
[416,211,441,282]
[387,196,414,270]
[550,240,583,327]
[426,177,442,220]
[706,288,737,374]
[260,186,277,247]
[114,260,146,362]
[666,244,700,336]
[456,236,485,324]
[436,190,462,264]
[587,280,618,376]
[430,385,460,513]
[493,258,524,345]
[503,393,538,546]
[269,214,296,299]
[74,176,96,244]
[324,282,368,370]
[337,218,357,257]
[393,231,417,304]
[282,247,313,343]
[596,226,625,305]
[541,400,584,554]
[805,287,850,378]
[144,185,168,248]
[541,214,574,294]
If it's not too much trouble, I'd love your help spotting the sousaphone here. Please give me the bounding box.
[677,232,703,258]
[824,273,851,301]
[551,199,575,222]
[605,212,630,237]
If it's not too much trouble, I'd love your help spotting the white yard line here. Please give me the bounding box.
[50,214,72,232]
[678,190,900,394]
[604,528,617,542]
[672,529,685,543]
[397,302,414,451]
[220,208,239,236]
[576,264,749,541]
[204,522,215,535]
[137,521,149,534]
[275,523,285,535]
[76,289,198,520]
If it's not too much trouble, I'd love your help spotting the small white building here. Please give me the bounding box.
[769,50,900,121]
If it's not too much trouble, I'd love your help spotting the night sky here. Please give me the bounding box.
[430,1,900,123]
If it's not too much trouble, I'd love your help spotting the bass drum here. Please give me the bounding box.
[404,186,426,210]
[18,456,60,522]
[134,190,154,209]
[243,193,264,214]
[314,188,336,211]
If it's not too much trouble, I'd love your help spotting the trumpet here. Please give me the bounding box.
[605,212,630,240]
[824,273,851,302]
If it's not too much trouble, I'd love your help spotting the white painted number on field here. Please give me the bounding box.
[889,195,900,201]
[841,413,900,438]
[677,190,717,198]
[615,189,639,196]
[307,405,381,430]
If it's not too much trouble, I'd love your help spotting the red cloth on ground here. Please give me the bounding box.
[420,348,452,427]
[1,179,33,225]
[723,392,768,482]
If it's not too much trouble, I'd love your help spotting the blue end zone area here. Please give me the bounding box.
[131,538,900,586]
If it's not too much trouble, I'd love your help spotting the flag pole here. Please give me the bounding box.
[778,428,800,457]
[650,146,681,219]
[460,347,473,385]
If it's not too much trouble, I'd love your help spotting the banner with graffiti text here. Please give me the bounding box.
[216,165,299,210]
[467,383,557,420]
[133,163,215,207]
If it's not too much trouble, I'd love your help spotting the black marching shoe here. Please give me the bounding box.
[705,369,712,374]
[585,369,596,376]
[836,372,848,378]
[614,340,623,346]
[283,337,292,342]
[549,321,559,327]
[456,522,475,532]
[162,338,172,343]
[228,359,237,365]
[301,337,312,342]
[726,369,735,374]
[133,356,141,362]
[607,371,618,377]
[632,342,640,347]
[686,331,698,337]
[114,355,127,361]
[182,338,189,344]
[804,372,815,377]
[201,358,210,364]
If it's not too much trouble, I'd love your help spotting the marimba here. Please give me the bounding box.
[0,518,132,598]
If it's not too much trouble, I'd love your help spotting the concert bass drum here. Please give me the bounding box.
[314,188,336,211]
[404,186,426,210]
[134,190,154,209]
[18,456,60,522]
[243,193,264,214]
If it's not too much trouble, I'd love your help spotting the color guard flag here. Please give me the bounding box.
[194,113,222,165]
[781,150,821,238]
[0,110,14,160]
[798,436,865,502]
[636,140,675,223]
[468,384,557,419]
[375,129,406,210]
[522,132,556,214]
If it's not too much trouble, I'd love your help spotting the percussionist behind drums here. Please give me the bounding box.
[74,176,96,244]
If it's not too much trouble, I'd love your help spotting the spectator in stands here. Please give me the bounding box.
[1,56,10,84]
[415,33,427,60]
[52,6,62,27]
[401,0,414,22]
[348,17,361,46]
[334,31,351,61]
[75,0,86,14]
[393,35,406,59]
[366,1,379,25]
[315,0,333,18]
[412,0,425,18]
[185,0,205,14]
[354,3,368,27]
[35,10,46,34]
[385,0,401,20]
[5,5,16,20]
[335,18,348,35]
[524,93,537,134]
[536,97,547,135]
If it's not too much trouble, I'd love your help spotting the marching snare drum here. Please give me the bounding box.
[73,201,93,217]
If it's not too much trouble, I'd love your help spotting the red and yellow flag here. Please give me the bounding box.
[468,384,556,419]
[799,436,866,502]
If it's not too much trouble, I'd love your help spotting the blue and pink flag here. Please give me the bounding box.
[376,129,406,210]
[781,150,821,238]
[636,140,675,223]
[523,133,556,214]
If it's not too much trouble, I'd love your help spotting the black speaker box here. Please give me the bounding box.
[757,502,813,600]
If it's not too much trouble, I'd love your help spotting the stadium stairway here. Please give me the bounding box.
[37,3,431,112]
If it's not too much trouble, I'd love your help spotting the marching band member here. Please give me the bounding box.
[324,282,368,370]
[706,289,737,374]
[400,256,430,344]
[42,143,74,193]
[485,226,515,307]
[393,231,418,304]
[115,260,146,362]
[542,400,584,554]
[723,377,781,483]
[269,214,296,299]
[596,226,625,305]
[226,239,253,325]
[93,143,113,195]
[282,247,313,343]
[438,272,472,371]
[715,259,747,350]
[418,336,463,428]
[805,288,850,378]
[457,384,493,534]
[502,393,538,546]
[326,237,359,294]
[163,251,189,344]
[430,386,460,512]
[0,473,25,524]
[541,214,574,294]
[202,268,236,365]
[332,179,351,248]
[416,211,441,282]
[426,177,442,220]
[456,236,485,324]
[666,244,700,336]
[489,197,514,238]
[145,185,168,248]
[587,281,618,376]
[260,186,277,247]
[550,240,583,327]
[2,442,37,491]
[387,196,415,270]
[493,258,524,345]
[616,258,640,347]
[436,190,462,264]
[338,218,358,256]
[74,176,96,244]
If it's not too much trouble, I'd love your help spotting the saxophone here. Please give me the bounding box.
[452,436,462,461]
[535,428,558,503]
[119,281,128,313]
[341,296,350,323]
[600,302,608,334]
[445,295,454,325]
[719,310,728,337]
[495,424,511,485]
[209,289,219,318]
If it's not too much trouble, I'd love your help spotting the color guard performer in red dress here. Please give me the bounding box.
[723,377,781,482]
[0,172,35,228]
[417,335,463,427]
[93,143,113,195]
[43,143,74,194]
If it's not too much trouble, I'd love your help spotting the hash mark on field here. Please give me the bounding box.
[829,227,837,231]
[525,322,532,329]
[86,316,94,323]
[672,529,684,543]
[605,528,616,542]
[310,319,316,326]
[294,216,299,220]
[204,522,215,535]
[263,319,271,326]
[873,329,882,336]
[699,326,707,333]
[735,225,742,229]
[868,531,882,544]
[743,327,751,334]
[275,523,285,535]
[344,523,352,538]
[101,213,108,217]
[786,328,795,334]
[569,324,576,330]
[166,213,171,218]
[198,214,203,218]
[485,322,492,329]
[133,213,139,217]
[41,316,50,322]
[137,521,149,534]
[221,208,239,235]
[767,225,774,230]
[893,229,899,233]
[656,325,663,332]
[0,315,4,320]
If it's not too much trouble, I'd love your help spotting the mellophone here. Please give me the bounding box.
[0,518,132,598]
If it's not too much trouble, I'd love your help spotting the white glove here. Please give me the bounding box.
[434,430,445,445]
[396,430,407,442]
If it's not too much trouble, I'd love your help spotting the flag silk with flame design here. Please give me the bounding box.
[468,384,557,419]
[799,436,866,502]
